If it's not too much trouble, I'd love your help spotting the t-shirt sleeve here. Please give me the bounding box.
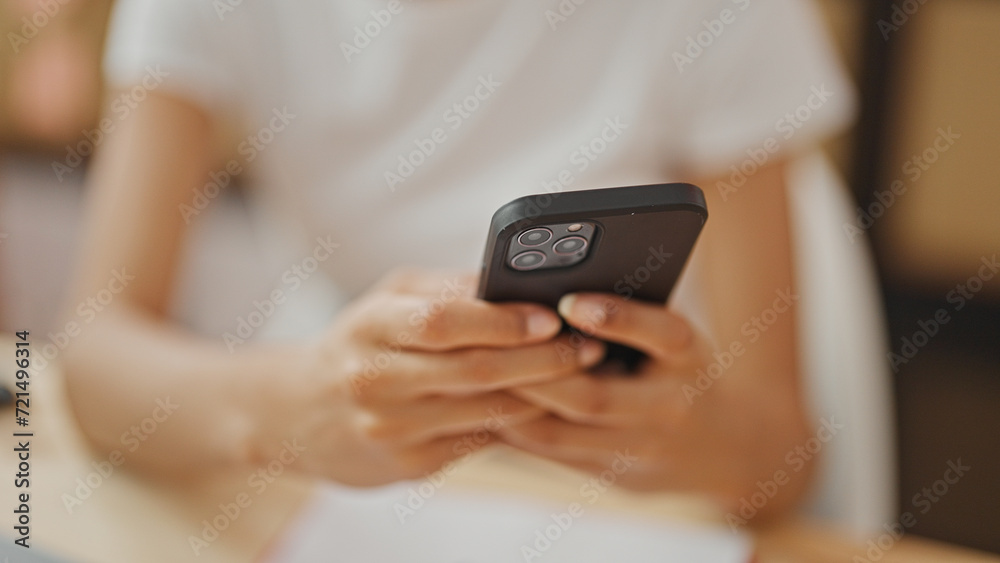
[664,0,856,176]
[103,0,242,116]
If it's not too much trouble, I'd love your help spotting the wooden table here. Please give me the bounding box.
[0,336,995,563]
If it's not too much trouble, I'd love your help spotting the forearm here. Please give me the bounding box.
[61,304,310,480]
[710,362,816,524]
[692,159,816,521]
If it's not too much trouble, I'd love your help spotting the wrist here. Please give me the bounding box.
[232,338,328,470]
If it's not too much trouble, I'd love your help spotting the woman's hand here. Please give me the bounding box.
[248,269,604,487]
[497,291,812,513]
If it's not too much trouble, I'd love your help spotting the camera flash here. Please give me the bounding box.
[567,223,583,232]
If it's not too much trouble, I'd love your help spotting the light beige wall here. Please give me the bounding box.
[880,2,1000,295]
[817,0,999,298]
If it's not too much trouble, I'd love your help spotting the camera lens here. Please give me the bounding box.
[518,228,552,247]
[553,236,588,255]
[510,250,546,271]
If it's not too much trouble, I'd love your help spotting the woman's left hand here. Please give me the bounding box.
[497,291,804,507]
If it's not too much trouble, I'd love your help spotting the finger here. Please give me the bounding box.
[354,294,563,351]
[354,336,606,400]
[360,392,544,447]
[558,293,694,359]
[496,415,646,469]
[508,375,649,427]
[394,434,496,480]
[510,370,694,429]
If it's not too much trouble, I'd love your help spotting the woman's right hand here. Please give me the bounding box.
[246,269,604,487]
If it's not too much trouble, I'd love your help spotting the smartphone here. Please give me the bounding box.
[477,183,708,371]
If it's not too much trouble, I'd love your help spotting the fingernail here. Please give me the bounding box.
[579,340,605,365]
[527,310,561,338]
[557,294,578,320]
[559,294,605,325]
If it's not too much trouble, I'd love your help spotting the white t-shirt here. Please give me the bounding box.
[105,0,854,304]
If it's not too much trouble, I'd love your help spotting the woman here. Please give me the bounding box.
[63,0,858,525]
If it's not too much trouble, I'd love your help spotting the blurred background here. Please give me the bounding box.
[0,0,997,553]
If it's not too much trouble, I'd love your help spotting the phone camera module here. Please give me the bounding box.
[553,236,588,255]
[510,250,546,271]
[506,223,595,272]
[518,228,553,247]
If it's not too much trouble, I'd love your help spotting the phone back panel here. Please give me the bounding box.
[477,183,708,308]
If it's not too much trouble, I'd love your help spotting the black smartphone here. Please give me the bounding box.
[477,183,708,371]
